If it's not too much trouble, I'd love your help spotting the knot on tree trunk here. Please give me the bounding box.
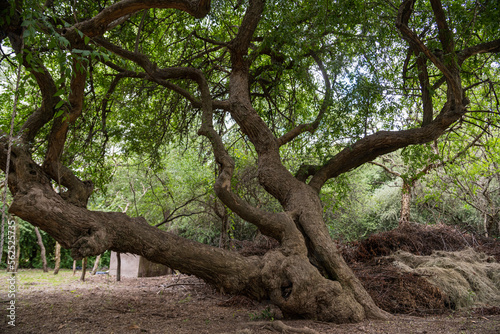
[261,251,365,323]
[70,227,111,259]
[60,179,94,208]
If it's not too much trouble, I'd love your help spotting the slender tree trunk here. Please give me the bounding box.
[14,218,20,272]
[73,259,77,276]
[116,252,121,282]
[399,181,413,225]
[218,208,231,249]
[485,213,499,238]
[34,227,48,272]
[80,257,87,281]
[53,242,61,275]
[0,216,4,265]
[91,254,101,275]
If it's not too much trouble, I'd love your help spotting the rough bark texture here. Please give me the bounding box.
[1,0,498,324]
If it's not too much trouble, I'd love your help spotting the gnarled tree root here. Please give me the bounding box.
[247,320,320,334]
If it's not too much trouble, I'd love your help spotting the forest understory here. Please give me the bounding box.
[1,223,499,334]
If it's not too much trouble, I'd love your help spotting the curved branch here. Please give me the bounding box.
[308,102,466,192]
[368,161,401,178]
[196,69,300,246]
[1,135,260,295]
[42,57,93,207]
[69,0,211,38]
[396,0,461,103]
[96,38,230,110]
[19,59,59,142]
[277,53,332,147]
[9,182,260,295]
[458,38,500,65]
[429,0,455,54]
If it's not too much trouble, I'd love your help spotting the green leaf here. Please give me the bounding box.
[54,89,65,97]
[55,100,65,110]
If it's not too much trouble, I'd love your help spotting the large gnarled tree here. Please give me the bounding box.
[1,0,499,322]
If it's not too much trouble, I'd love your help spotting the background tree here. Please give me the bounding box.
[34,226,48,272]
[425,133,500,237]
[53,241,61,274]
[1,0,499,323]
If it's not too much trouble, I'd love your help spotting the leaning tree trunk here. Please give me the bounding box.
[34,227,48,272]
[91,254,101,275]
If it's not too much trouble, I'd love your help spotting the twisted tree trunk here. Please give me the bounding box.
[1,0,493,324]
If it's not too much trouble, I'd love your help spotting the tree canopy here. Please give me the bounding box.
[1,0,499,323]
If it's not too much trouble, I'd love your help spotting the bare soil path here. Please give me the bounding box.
[1,269,499,334]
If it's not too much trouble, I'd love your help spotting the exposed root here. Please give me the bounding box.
[248,320,320,334]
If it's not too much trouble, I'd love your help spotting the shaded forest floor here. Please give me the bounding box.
[1,224,499,333]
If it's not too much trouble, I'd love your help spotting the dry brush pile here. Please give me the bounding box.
[341,223,500,315]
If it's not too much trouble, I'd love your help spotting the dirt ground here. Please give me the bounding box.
[1,270,499,334]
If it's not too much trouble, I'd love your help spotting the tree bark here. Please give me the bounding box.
[73,260,77,276]
[53,242,61,275]
[34,227,48,272]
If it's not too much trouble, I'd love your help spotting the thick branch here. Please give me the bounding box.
[396,0,461,103]
[41,58,93,207]
[458,38,500,65]
[97,39,230,110]
[196,67,303,249]
[19,58,59,142]
[9,181,261,295]
[0,136,261,295]
[414,51,434,126]
[429,0,455,54]
[68,0,211,38]
[308,103,466,192]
